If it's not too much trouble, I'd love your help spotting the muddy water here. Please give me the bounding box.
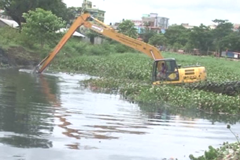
[0,68,240,160]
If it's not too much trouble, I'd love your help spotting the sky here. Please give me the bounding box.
[63,0,240,26]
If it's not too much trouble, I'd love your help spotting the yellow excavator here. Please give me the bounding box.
[34,13,207,85]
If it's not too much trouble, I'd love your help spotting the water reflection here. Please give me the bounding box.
[39,74,82,141]
[87,85,240,125]
[0,69,54,148]
[39,74,117,148]
[1,69,240,160]
[138,102,240,125]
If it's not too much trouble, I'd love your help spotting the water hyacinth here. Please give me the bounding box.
[51,52,240,115]
[189,142,240,160]
[52,53,153,81]
[79,77,240,115]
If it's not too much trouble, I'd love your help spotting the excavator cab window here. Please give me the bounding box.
[152,59,179,82]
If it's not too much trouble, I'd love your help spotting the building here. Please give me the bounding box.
[208,24,217,30]
[0,18,19,28]
[56,28,85,38]
[233,24,240,32]
[208,23,239,31]
[221,50,240,59]
[128,13,169,34]
[139,13,169,33]
[181,23,195,29]
[0,9,11,20]
[0,9,4,16]
[142,13,169,29]
[82,0,105,22]
[113,12,169,34]
[131,20,144,33]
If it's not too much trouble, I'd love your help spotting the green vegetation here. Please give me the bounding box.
[49,49,240,115]
[1,0,240,55]
[117,19,138,38]
[1,1,240,159]
[22,8,66,48]
[189,142,240,160]
[0,0,69,29]
[164,20,240,54]
[190,125,240,160]
[50,49,240,159]
[0,26,42,66]
[149,34,167,46]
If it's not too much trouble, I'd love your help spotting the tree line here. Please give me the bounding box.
[0,0,84,49]
[1,0,240,55]
[0,0,80,29]
[118,19,240,55]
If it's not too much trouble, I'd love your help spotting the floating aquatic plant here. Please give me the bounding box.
[51,52,240,115]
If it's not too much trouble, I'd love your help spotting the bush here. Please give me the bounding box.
[87,44,110,55]
[114,43,132,53]
[59,39,89,56]
[0,27,19,48]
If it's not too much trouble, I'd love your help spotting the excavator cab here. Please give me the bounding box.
[152,59,179,83]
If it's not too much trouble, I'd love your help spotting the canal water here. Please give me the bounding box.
[0,68,240,160]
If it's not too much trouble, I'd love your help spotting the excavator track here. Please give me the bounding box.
[182,81,240,96]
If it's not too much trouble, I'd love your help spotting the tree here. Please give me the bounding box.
[219,33,240,51]
[118,20,138,38]
[138,21,159,43]
[212,19,228,25]
[187,24,213,54]
[0,0,68,30]
[149,34,167,46]
[66,7,82,26]
[0,0,38,30]
[22,8,66,48]
[37,0,68,23]
[140,28,157,43]
[164,25,190,47]
[211,19,234,53]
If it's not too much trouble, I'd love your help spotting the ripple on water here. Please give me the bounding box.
[1,70,240,160]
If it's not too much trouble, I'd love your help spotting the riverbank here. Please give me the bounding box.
[0,46,40,68]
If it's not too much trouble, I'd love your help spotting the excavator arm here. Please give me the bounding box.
[84,17,163,59]
[35,13,163,73]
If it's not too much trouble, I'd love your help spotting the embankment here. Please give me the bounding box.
[0,46,40,67]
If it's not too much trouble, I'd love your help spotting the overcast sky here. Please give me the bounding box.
[63,0,240,26]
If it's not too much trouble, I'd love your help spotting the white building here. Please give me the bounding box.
[0,18,19,28]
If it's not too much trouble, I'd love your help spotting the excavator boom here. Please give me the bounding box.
[35,13,91,73]
[34,13,206,85]
[35,13,163,73]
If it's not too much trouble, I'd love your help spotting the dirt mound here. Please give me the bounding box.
[0,46,40,67]
[0,48,10,66]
